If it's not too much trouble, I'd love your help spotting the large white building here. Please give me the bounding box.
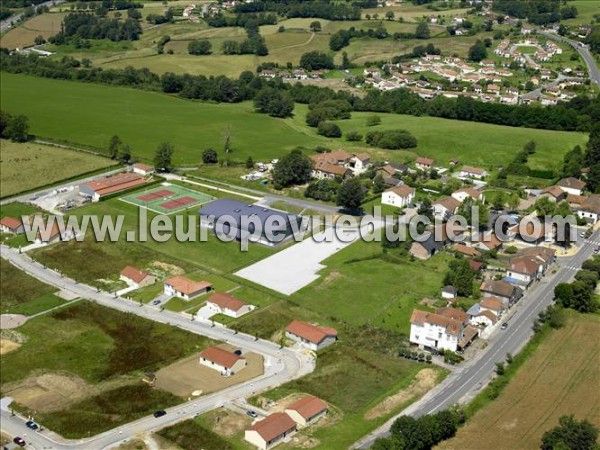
[409,308,477,352]
[381,185,415,208]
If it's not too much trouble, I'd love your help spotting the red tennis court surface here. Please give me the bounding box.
[159,196,198,210]
[137,189,175,202]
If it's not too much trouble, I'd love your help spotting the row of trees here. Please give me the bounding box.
[493,0,576,25]
[50,12,142,43]
[554,255,600,313]
[0,110,29,142]
[107,134,132,163]
[233,0,361,21]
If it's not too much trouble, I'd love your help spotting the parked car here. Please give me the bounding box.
[25,420,39,430]
[501,322,508,330]
[246,410,258,418]
[153,410,167,418]
[152,299,161,306]
[13,437,26,447]
[233,349,242,356]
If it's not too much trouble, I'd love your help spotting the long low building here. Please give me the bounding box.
[80,173,146,201]
[163,275,212,300]
[285,320,337,351]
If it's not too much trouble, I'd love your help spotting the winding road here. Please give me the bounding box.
[541,31,600,86]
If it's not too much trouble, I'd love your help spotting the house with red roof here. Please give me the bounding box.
[132,163,155,176]
[285,396,328,427]
[0,216,24,234]
[163,275,212,300]
[409,307,478,352]
[199,346,246,376]
[285,321,337,351]
[245,412,297,450]
[381,185,415,208]
[119,265,156,288]
[206,292,255,318]
[415,157,435,171]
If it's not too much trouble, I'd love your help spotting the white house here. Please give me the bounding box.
[451,188,484,203]
[346,153,371,174]
[164,275,212,300]
[245,413,297,450]
[206,292,255,318]
[556,177,586,196]
[0,216,24,234]
[577,194,600,224]
[119,265,156,288]
[409,308,476,352]
[432,196,461,221]
[381,185,415,208]
[132,163,155,176]
[284,396,328,428]
[285,321,337,351]
[466,304,498,327]
[415,157,435,171]
[199,346,247,376]
[459,166,488,179]
[441,285,458,300]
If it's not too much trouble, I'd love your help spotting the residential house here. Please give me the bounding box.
[346,153,371,174]
[164,276,212,300]
[132,163,155,176]
[310,152,352,180]
[433,196,461,221]
[245,413,297,450]
[509,219,556,245]
[206,292,255,318]
[199,346,247,376]
[284,396,328,428]
[451,188,484,203]
[285,321,337,351]
[556,177,586,196]
[577,194,600,223]
[441,285,458,300]
[453,243,482,258]
[540,185,567,203]
[540,69,552,80]
[409,224,463,260]
[480,296,505,317]
[466,303,498,327]
[471,232,503,252]
[480,280,522,306]
[409,308,478,352]
[415,157,435,171]
[381,185,415,208]
[363,67,381,78]
[119,265,156,288]
[486,84,500,94]
[0,216,24,234]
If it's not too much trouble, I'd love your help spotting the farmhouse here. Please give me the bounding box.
[119,265,155,288]
[80,172,146,201]
[163,276,212,300]
[0,216,24,234]
[381,185,415,208]
[132,163,155,176]
[556,177,586,196]
[459,166,488,179]
[245,413,297,450]
[198,198,302,246]
[206,292,255,318]
[199,346,247,376]
[285,321,337,351]
[284,396,328,428]
[415,157,435,171]
[577,194,600,223]
[480,280,522,306]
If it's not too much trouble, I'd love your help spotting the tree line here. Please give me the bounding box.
[493,0,577,25]
[233,0,361,21]
[50,12,142,44]
[0,110,30,142]
[2,52,599,134]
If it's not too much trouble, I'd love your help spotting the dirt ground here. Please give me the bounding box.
[0,314,28,329]
[0,339,21,355]
[151,261,184,276]
[204,408,253,437]
[364,368,438,420]
[155,345,264,398]
[2,373,135,413]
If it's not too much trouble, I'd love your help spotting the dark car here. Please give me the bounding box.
[153,410,167,418]
[25,420,39,430]
[501,322,508,330]
[246,410,258,418]
[233,349,242,356]
[13,437,26,447]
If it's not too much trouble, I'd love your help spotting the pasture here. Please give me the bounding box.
[0,12,66,50]
[0,141,116,198]
[0,74,587,171]
[440,312,600,450]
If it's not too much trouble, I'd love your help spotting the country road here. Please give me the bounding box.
[352,230,599,449]
[541,31,600,86]
[0,244,315,450]
[0,0,66,32]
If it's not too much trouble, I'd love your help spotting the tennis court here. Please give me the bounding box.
[120,184,214,214]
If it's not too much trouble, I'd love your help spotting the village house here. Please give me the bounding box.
[346,153,371,174]
[310,153,352,180]
[163,275,212,300]
[0,216,24,234]
[480,280,522,306]
[486,84,500,95]
[285,321,337,351]
[245,413,297,450]
[540,185,567,203]
[506,247,556,286]
[199,346,247,376]
[132,163,155,176]
[432,196,461,221]
[540,69,552,80]
[453,243,482,258]
[381,185,415,208]
[284,396,328,428]
[451,188,484,203]
[415,157,435,171]
[441,285,458,300]
[363,67,381,78]
[466,304,498,327]
[471,232,503,253]
[409,224,463,260]
[409,307,478,352]
[480,296,505,317]
[205,292,255,318]
[556,177,586,196]
[577,194,600,224]
[259,69,277,79]
[119,265,156,288]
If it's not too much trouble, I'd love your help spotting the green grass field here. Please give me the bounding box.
[1,74,587,171]
[0,12,66,50]
[0,141,116,198]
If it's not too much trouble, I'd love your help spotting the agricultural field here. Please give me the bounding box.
[0,302,207,438]
[1,74,587,172]
[0,258,65,316]
[440,311,600,450]
[0,12,66,50]
[560,0,600,26]
[0,141,116,198]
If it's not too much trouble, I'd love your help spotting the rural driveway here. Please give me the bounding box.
[352,230,599,449]
[0,245,315,450]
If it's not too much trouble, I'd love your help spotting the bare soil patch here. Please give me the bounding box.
[155,345,264,398]
[364,368,438,420]
[205,408,252,437]
[151,261,184,276]
[0,339,21,355]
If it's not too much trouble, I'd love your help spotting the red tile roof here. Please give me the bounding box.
[248,413,296,442]
[84,173,145,197]
[164,276,212,295]
[410,309,463,336]
[133,163,154,171]
[436,307,468,323]
[207,292,248,312]
[285,396,328,421]
[0,216,22,230]
[199,346,244,369]
[416,157,434,167]
[480,296,504,312]
[120,265,152,284]
[286,321,337,345]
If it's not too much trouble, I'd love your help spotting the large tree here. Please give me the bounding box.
[444,258,475,297]
[253,88,294,118]
[188,39,212,55]
[108,135,122,160]
[468,39,488,62]
[336,177,365,212]
[153,142,174,172]
[541,415,598,450]
[271,148,312,189]
[415,22,430,39]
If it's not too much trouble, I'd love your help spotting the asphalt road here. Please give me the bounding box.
[541,31,600,86]
[352,231,599,449]
[0,0,66,33]
[0,245,314,450]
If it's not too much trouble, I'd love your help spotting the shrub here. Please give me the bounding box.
[365,129,417,149]
[345,130,363,141]
[366,115,381,126]
[318,121,342,138]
